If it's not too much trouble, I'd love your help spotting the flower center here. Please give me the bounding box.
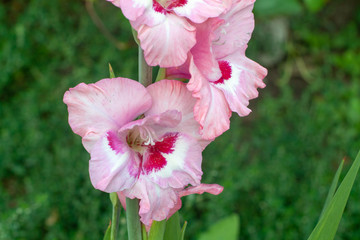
[126,126,159,153]
[153,1,168,14]
[126,127,179,174]
[213,60,232,84]
[153,0,188,13]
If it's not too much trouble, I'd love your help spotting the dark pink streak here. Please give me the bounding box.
[143,133,178,174]
[167,0,188,9]
[153,1,168,14]
[213,60,232,85]
[107,131,123,154]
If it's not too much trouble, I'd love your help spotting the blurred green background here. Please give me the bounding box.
[1,0,360,239]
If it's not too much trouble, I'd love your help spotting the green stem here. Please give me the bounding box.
[138,46,153,87]
[126,198,142,240]
[110,192,121,240]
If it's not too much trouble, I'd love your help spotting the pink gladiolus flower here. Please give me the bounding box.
[168,0,267,139]
[63,78,220,224]
[107,0,231,67]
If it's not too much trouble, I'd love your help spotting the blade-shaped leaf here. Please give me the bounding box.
[198,215,240,240]
[103,221,111,240]
[109,63,115,78]
[308,150,360,240]
[319,159,344,220]
[142,224,148,240]
[148,220,167,240]
[180,221,187,240]
[164,212,181,240]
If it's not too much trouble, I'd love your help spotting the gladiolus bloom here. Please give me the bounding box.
[107,0,231,67]
[168,0,267,139]
[64,78,221,224]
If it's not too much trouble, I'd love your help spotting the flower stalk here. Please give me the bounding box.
[126,45,153,240]
[126,198,142,240]
[138,46,153,87]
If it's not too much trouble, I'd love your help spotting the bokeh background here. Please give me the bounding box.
[1,0,360,239]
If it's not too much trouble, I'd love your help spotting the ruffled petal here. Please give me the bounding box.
[168,183,224,218]
[212,0,255,59]
[136,14,196,67]
[63,78,152,152]
[119,110,182,136]
[142,132,203,189]
[89,131,140,193]
[123,178,180,226]
[117,192,127,210]
[130,1,167,29]
[191,18,223,81]
[165,54,191,79]
[213,46,267,116]
[179,183,224,197]
[188,58,231,139]
[146,80,210,148]
[107,0,152,22]
[172,0,231,23]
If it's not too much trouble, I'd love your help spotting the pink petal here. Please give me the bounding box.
[130,1,167,29]
[173,0,231,23]
[212,0,256,59]
[63,78,152,152]
[108,0,152,22]
[117,192,127,210]
[179,183,224,197]
[123,179,180,226]
[89,131,140,193]
[191,18,223,81]
[165,54,191,79]
[142,132,203,189]
[136,14,196,67]
[119,110,182,135]
[168,183,224,218]
[146,80,210,148]
[213,47,267,116]
[188,58,231,140]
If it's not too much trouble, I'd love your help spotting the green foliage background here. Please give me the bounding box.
[0,0,359,239]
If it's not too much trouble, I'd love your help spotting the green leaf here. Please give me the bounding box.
[148,220,167,240]
[155,68,166,82]
[319,159,344,219]
[109,63,115,78]
[103,222,111,240]
[132,28,140,45]
[110,192,121,240]
[308,150,360,240]
[180,221,187,240]
[304,0,328,12]
[254,0,302,18]
[164,212,181,240]
[142,224,148,240]
[198,215,240,240]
